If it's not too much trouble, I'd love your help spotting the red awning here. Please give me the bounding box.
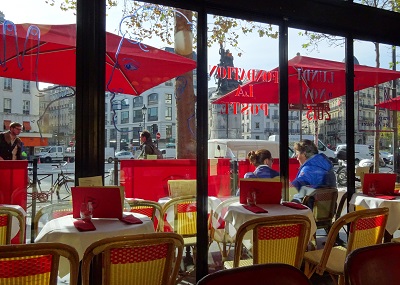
[212,55,400,105]
[3,120,11,130]
[23,121,31,131]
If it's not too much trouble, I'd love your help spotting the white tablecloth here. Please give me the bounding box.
[349,193,400,235]
[1,204,26,240]
[35,212,154,277]
[224,203,317,240]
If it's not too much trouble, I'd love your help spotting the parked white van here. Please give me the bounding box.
[268,135,337,163]
[208,139,293,160]
[335,144,372,164]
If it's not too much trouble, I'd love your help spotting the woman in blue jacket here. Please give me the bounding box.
[291,139,336,202]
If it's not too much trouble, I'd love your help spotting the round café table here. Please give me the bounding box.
[35,213,154,277]
[224,202,317,241]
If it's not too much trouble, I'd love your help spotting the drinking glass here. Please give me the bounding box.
[80,202,93,221]
[368,183,376,197]
[247,191,257,206]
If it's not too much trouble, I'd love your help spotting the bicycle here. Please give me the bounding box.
[50,161,75,201]
[27,161,75,206]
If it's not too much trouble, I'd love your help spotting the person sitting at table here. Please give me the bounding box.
[236,149,280,195]
[291,139,336,203]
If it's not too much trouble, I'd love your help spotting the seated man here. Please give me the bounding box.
[291,139,336,204]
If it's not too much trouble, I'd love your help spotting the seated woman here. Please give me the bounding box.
[291,139,336,203]
[236,149,279,196]
[244,149,280,179]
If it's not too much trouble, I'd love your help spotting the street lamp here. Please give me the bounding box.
[141,104,147,130]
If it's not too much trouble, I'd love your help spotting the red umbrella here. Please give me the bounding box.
[0,23,196,95]
[213,55,400,105]
[376,96,400,111]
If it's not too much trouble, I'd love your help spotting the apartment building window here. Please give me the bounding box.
[165,93,172,104]
[133,110,142,122]
[133,96,143,108]
[3,98,11,113]
[121,98,129,109]
[255,122,260,129]
[148,107,158,121]
[3,78,12,90]
[23,100,30,115]
[148,93,159,105]
[165,107,172,121]
[165,80,173,86]
[23,81,30,93]
[120,128,129,147]
[121,111,129,124]
[166,125,172,139]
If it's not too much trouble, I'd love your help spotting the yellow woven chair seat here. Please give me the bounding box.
[0,242,79,285]
[304,246,346,275]
[0,206,26,245]
[303,208,389,285]
[183,236,196,245]
[81,233,184,285]
[224,215,311,269]
[224,258,253,269]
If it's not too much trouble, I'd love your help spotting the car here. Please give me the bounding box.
[379,151,392,164]
[114,151,134,160]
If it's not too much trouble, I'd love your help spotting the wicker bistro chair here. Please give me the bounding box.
[0,242,79,285]
[33,201,72,240]
[344,242,400,285]
[224,215,311,269]
[302,187,339,234]
[81,233,184,285]
[126,199,163,231]
[208,197,239,261]
[0,206,25,245]
[303,207,389,285]
[160,195,197,280]
[197,263,312,285]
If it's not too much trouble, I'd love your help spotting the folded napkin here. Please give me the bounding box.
[243,205,268,214]
[73,220,96,231]
[119,215,143,224]
[374,195,396,200]
[281,202,308,210]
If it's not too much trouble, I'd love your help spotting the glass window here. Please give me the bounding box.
[23,81,30,93]
[133,96,143,108]
[165,107,172,121]
[148,93,158,105]
[121,98,129,109]
[121,111,129,124]
[3,98,11,113]
[23,100,30,115]
[133,110,142,123]
[165,93,172,104]
[3,78,12,90]
[148,107,158,121]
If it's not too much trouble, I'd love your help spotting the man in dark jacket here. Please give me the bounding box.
[0,122,23,160]
[138,130,163,159]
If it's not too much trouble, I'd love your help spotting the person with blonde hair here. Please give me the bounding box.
[291,139,336,202]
